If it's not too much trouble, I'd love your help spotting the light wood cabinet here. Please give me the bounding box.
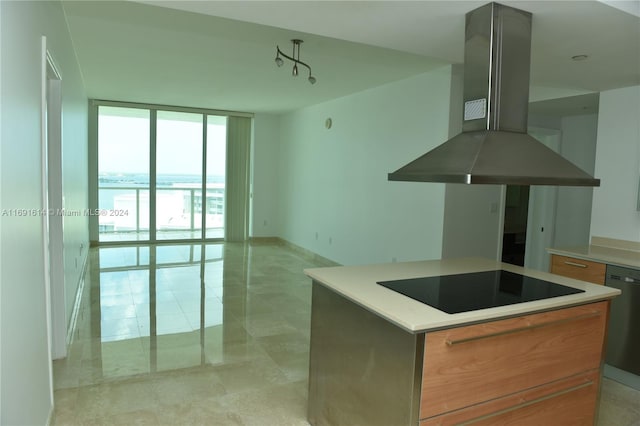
[420,371,600,426]
[419,301,608,424]
[308,282,612,426]
[551,254,606,285]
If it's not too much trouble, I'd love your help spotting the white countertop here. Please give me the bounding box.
[547,245,640,269]
[304,257,620,333]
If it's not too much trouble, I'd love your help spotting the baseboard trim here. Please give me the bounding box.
[47,403,55,426]
[278,238,341,267]
[249,236,283,245]
[249,236,340,266]
[66,252,88,349]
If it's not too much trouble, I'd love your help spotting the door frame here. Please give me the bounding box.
[42,37,66,362]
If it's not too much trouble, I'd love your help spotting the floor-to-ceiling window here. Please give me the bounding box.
[91,101,250,244]
[155,111,206,241]
[98,106,151,242]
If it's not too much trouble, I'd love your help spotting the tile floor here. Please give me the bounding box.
[98,228,224,243]
[53,242,640,425]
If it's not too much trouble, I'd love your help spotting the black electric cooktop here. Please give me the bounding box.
[377,270,584,314]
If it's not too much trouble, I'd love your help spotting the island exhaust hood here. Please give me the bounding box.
[388,2,600,186]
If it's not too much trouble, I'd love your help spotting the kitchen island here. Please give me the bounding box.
[305,257,620,426]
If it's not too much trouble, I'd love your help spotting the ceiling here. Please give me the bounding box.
[62,1,640,115]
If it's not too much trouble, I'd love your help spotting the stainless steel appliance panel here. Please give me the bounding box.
[605,265,640,375]
[308,282,423,426]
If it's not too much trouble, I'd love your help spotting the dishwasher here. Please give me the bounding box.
[605,265,640,379]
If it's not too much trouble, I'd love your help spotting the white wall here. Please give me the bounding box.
[0,1,88,424]
[251,113,280,238]
[554,114,598,247]
[591,86,640,242]
[275,67,453,265]
[442,185,504,260]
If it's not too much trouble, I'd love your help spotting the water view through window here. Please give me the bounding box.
[98,106,227,242]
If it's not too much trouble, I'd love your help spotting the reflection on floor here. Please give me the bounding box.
[99,228,225,243]
[53,242,640,425]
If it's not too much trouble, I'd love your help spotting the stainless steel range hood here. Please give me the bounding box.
[388,2,600,186]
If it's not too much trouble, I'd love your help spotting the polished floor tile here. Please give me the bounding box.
[53,241,640,425]
[598,378,640,426]
[54,242,322,425]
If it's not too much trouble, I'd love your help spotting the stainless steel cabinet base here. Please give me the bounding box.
[308,281,423,426]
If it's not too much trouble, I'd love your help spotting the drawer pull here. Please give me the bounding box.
[446,312,601,346]
[564,261,588,268]
[458,380,594,425]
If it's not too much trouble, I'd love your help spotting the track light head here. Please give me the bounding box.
[274,39,317,85]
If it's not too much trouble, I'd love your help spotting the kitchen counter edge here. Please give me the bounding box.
[547,245,640,270]
[304,257,620,334]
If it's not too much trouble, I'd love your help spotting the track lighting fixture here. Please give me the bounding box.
[274,39,317,85]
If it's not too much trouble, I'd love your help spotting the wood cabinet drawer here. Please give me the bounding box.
[550,254,606,285]
[420,370,600,426]
[420,301,608,419]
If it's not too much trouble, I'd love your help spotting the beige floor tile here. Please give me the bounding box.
[204,337,271,366]
[217,380,309,426]
[53,387,80,425]
[78,409,161,426]
[243,316,301,338]
[73,380,160,422]
[154,399,245,426]
[149,367,227,406]
[598,378,640,426]
[257,332,310,365]
[212,356,290,394]
[53,242,640,426]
